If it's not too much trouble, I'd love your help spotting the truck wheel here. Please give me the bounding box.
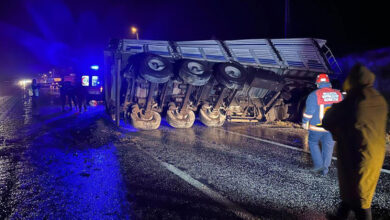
[214,62,248,90]
[166,109,195,128]
[131,110,161,130]
[137,53,173,84]
[199,104,226,127]
[179,60,211,86]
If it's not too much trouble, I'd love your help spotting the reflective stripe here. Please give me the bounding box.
[319,104,324,121]
[303,113,313,118]
[309,125,326,132]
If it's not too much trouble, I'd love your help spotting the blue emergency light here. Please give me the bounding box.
[90,65,99,70]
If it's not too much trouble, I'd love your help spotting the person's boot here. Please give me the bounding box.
[310,166,325,173]
[332,202,351,220]
[322,167,329,176]
[354,207,372,220]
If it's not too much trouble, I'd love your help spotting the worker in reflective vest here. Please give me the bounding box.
[302,73,342,175]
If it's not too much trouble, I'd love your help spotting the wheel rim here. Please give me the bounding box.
[224,66,241,78]
[187,62,204,75]
[148,58,165,71]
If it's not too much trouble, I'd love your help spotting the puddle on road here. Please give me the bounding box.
[0,89,132,219]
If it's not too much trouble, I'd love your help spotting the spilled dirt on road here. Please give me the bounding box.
[224,121,309,151]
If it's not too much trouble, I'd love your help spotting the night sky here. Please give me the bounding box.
[0,0,389,80]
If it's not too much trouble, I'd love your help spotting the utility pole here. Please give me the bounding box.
[284,0,290,38]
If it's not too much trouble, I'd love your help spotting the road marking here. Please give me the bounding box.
[133,144,260,220]
[382,169,390,174]
[217,128,390,175]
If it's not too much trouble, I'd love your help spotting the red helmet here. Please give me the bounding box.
[316,73,330,84]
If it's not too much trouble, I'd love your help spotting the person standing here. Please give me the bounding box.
[31,79,41,116]
[59,80,67,112]
[65,81,76,111]
[323,64,388,220]
[302,73,343,175]
[74,77,88,113]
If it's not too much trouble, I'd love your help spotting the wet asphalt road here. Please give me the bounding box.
[0,85,389,219]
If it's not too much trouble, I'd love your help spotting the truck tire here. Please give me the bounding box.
[131,111,161,130]
[199,104,226,127]
[166,110,195,128]
[214,62,248,90]
[178,60,211,86]
[137,53,173,84]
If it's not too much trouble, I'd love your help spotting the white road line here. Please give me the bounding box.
[133,144,260,220]
[382,169,390,174]
[218,128,307,152]
[217,128,390,175]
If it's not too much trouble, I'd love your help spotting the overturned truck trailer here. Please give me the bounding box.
[104,38,341,130]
